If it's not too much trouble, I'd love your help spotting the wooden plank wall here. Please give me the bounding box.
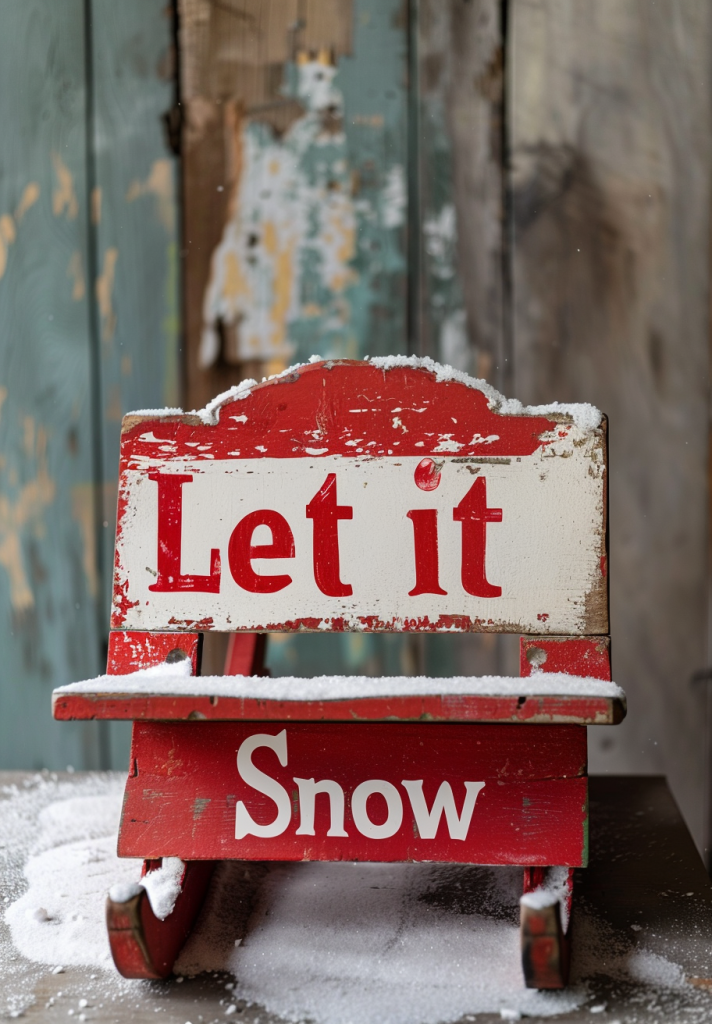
[1,0,711,854]
[0,0,178,771]
[508,0,712,852]
[0,1,104,770]
[413,0,712,850]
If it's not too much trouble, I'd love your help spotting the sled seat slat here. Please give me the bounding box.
[53,687,624,725]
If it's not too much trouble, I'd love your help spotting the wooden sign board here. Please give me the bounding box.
[113,359,607,636]
[118,721,588,866]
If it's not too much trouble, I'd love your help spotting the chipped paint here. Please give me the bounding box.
[96,247,119,341]
[71,483,98,597]
[0,423,56,613]
[126,159,175,233]
[0,184,40,280]
[68,251,85,301]
[200,46,405,367]
[51,152,78,219]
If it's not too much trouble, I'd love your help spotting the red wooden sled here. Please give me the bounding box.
[53,357,624,988]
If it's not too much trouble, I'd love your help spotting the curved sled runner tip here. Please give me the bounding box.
[107,859,215,979]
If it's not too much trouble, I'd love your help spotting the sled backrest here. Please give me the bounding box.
[111,358,607,638]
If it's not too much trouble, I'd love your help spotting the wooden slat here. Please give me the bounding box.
[179,0,408,407]
[118,721,588,865]
[90,0,181,613]
[0,0,105,770]
[52,687,624,725]
[508,0,712,848]
[89,0,181,770]
[520,636,611,681]
[107,631,201,676]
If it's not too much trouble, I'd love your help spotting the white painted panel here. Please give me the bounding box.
[115,435,604,634]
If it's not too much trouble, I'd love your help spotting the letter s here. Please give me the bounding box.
[235,730,291,840]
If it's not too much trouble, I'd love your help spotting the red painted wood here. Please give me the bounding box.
[520,637,611,680]
[118,361,561,467]
[107,631,201,675]
[224,633,267,676]
[117,722,588,866]
[107,859,214,979]
[53,689,624,725]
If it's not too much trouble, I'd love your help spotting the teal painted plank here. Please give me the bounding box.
[89,0,180,767]
[0,1,105,769]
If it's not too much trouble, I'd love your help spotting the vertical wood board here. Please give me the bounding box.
[0,0,104,769]
[509,0,712,847]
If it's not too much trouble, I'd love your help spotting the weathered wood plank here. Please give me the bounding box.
[111,361,608,636]
[416,1,518,682]
[416,0,505,382]
[0,0,105,770]
[509,0,712,847]
[118,721,589,864]
[89,0,181,767]
[89,0,181,606]
[54,687,624,725]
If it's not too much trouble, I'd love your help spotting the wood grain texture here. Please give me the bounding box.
[0,0,105,770]
[416,0,505,383]
[179,0,408,410]
[118,721,589,864]
[4,773,712,1022]
[509,0,712,848]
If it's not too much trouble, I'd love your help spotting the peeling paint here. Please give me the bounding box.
[0,184,40,281]
[126,159,175,233]
[68,251,85,301]
[51,152,78,220]
[0,424,56,613]
[200,52,404,367]
[96,247,119,341]
[71,484,98,598]
[0,215,15,280]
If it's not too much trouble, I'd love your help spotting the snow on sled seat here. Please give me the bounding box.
[53,356,624,988]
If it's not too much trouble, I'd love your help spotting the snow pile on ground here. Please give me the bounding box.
[3,781,140,971]
[0,775,698,1023]
[179,860,583,1022]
